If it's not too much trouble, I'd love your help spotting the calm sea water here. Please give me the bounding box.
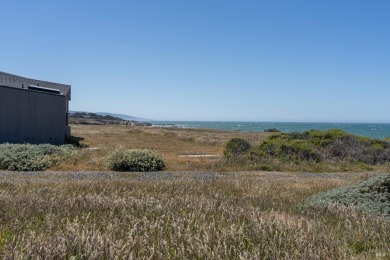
[150,121,390,139]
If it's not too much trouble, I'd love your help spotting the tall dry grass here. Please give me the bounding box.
[0,171,388,258]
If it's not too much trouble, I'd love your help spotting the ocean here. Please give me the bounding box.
[150,121,390,140]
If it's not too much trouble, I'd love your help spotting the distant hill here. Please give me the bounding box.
[69,111,152,126]
[70,111,151,122]
[95,112,151,122]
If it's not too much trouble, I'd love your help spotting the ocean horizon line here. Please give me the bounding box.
[147,121,390,139]
[149,120,390,125]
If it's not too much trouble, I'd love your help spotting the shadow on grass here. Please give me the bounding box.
[65,135,87,148]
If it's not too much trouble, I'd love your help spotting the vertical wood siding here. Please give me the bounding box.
[0,86,67,145]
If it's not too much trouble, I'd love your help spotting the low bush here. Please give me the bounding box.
[223,138,251,159]
[264,128,280,133]
[307,129,348,147]
[255,132,321,162]
[0,143,74,171]
[107,148,165,172]
[303,174,390,218]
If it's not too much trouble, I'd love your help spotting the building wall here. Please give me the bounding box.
[0,86,67,145]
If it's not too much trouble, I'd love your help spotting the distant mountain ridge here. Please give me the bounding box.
[69,111,151,122]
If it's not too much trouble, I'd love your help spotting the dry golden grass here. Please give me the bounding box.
[0,171,388,259]
[3,125,390,258]
[55,125,270,171]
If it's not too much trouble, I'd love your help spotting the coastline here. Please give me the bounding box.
[149,121,390,139]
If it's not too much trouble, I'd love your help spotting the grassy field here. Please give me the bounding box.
[1,125,390,258]
[0,171,389,258]
[55,124,271,171]
[56,125,390,173]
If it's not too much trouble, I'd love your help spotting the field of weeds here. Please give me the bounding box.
[54,125,270,171]
[57,125,390,173]
[0,171,389,258]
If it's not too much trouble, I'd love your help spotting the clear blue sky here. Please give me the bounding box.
[1,0,389,122]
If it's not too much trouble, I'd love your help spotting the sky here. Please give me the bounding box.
[1,0,389,122]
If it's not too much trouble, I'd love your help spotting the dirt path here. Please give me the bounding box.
[0,170,380,183]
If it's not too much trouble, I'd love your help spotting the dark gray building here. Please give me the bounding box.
[0,71,71,145]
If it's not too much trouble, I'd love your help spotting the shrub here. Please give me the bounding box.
[223,138,251,159]
[0,143,74,171]
[254,129,390,165]
[325,136,390,164]
[264,128,280,133]
[303,174,390,218]
[307,129,348,147]
[256,135,321,162]
[107,149,165,172]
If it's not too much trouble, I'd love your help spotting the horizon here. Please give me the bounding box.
[151,120,390,124]
[71,110,390,124]
[73,110,390,124]
[1,1,389,122]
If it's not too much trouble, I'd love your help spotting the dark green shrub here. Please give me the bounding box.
[286,131,310,141]
[256,135,321,162]
[223,138,251,159]
[326,136,390,164]
[107,148,165,172]
[0,143,74,171]
[264,128,280,133]
[303,174,390,218]
[281,140,321,161]
[307,129,348,147]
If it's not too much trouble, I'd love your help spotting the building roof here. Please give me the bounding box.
[0,71,71,100]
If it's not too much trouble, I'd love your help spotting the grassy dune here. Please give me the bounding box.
[0,171,389,258]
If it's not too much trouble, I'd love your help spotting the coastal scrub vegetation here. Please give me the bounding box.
[223,129,390,172]
[223,138,251,159]
[303,174,390,219]
[1,126,389,173]
[10,125,383,172]
[0,143,75,171]
[107,148,165,171]
[254,129,390,164]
